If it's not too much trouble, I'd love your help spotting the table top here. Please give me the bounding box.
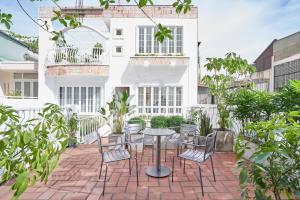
[142,128,175,136]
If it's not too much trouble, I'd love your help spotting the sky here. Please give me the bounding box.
[0,0,300,64]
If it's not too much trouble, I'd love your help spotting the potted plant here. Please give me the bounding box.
[68,113,78,148]
[198,111,213,144]
[202,52,255,152]
[92,42,103,58]
[100,91,136,143]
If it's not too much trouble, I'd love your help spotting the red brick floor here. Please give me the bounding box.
[0,144,241,200]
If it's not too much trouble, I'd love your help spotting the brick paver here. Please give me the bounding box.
[0,143,240,200]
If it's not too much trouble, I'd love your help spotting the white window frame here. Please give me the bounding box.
[13,79,38,98]
[113,28,124,39]
[112,45,124,56]
[137,26,184,56]
[137,86,183,115]
[59,86,103,114]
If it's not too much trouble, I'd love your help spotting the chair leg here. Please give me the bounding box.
[129,159,131,175]
[183,159,186,174]
[198,165,204,196]
[210,155,216,182]
[135,158,139,186]
[99,161,103,179]
[141,144,144,161]
[102,164,108,196]
[172,156,175,182]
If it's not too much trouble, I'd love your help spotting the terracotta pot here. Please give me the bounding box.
[215,130,234,152]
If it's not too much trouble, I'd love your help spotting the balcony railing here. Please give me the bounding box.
[46,47,109,66]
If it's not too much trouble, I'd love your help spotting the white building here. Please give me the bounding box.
[0,31,39,109]
[36,6,199,115]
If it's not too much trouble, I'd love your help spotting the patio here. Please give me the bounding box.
[0,143,240,200]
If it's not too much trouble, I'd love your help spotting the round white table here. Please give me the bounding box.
[142,128,175,178]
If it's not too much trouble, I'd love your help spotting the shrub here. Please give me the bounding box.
[128,117,146,129]
[151,116,169,128]
[235,111,300,199]
[167,115,184,132]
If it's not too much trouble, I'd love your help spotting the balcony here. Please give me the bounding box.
[45,47,109,76]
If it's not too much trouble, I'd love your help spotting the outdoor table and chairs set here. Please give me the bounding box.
[96,121,217,196]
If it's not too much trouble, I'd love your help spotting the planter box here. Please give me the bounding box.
[215,130,234,152]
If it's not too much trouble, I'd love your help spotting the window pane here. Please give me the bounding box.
[23,73,38,79]
[168,87,174,113]
[176,87,182,108]
[161,38,167,54]
[145,87,151,113]
[67,87,72,105]
[146,27,152,53]
[153,87,159,113]
[95,87,101,112]
[24,82,31,97]
[81,87,86,112]
[169,28,175,53]
[154,28,159,53]
[161,87,166,113]
[176,27,183,53]
[138,87,144,106]
[74,87,79,105]
[15,82,21,93]
[88,87,94,112]
[13,73,22,79]
[33,82,38,97]
[138,87,144,113]
[59,87,65,106]
[139,27,145,53]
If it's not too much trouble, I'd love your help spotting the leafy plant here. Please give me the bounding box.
[100,91,136,134]
[67,113,78,146]
[273,80,300,113]
[128,117,146,129]
[235,111,300,200]
[8,90,22,98]
[167,115,184,132]
[92,42,103,58]
[202,52,256,131]
[199,111,213,136]
[0,103,69,199]
[150,115,169,128]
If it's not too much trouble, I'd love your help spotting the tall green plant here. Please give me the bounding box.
[200,111,213,136]
[235,111,300,200]
[100,91,136,134]
[202,52,255,131]
[0,104,69,199]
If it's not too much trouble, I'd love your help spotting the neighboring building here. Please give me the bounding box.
[0,31,38,99]
[38,6,199,115]
[253,31,300,91]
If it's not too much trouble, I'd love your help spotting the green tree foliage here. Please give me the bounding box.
[0,103,69,199]
[4,30,38,53]
[202,52,256,130]
[235,111,300,200]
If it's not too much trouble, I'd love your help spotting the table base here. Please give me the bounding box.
[145,166,172,178]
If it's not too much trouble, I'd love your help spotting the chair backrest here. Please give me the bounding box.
[126,123,143,135]
[204,132,217,157]
[180,124,197,136]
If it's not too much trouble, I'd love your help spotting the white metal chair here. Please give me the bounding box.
[165,124,198,162]
[97,133,139,195]
[172,132,217,196]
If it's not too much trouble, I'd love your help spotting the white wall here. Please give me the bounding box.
[0,71,13,96]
